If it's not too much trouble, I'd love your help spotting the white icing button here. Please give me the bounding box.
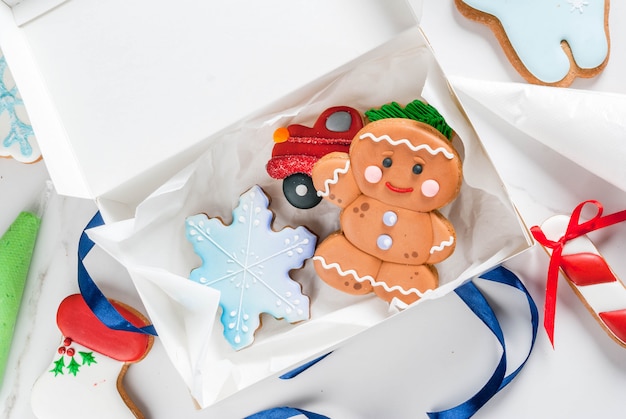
[383,211,398,227]
[377,234,393,250]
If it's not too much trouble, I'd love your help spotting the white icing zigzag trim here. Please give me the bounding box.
[359,132,455,159]
[313,255,425,297]
[317,160,351,197]
[430,236,454,254]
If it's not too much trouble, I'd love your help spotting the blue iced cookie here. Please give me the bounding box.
[185,185,316,350]
[456,0,610,86]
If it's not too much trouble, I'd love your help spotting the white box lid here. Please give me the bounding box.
[0,0,421,220]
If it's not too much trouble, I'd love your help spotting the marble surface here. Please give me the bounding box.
[0,159,197,418]
[2,0,626,418]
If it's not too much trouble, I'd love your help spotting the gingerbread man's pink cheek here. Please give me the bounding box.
[364,165,382,184]
[421,179,440,197]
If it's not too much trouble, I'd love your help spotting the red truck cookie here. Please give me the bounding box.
[266,106,363,209]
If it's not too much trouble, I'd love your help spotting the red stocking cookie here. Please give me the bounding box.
[312,101,462,305]
[31,294,154,419]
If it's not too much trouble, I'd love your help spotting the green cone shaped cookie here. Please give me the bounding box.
[0,211,41,383]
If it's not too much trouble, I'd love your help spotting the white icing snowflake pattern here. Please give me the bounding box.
[185,185,316,350]
[568,0,589,13]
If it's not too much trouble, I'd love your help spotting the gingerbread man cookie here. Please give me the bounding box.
[311,101,462,305]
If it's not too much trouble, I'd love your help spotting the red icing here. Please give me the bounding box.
[286,106,363,139]
[266,155,319,179]
[57,347,66,355]
[598,309,626,344]
[385,182,414,194]
[66,348,75,357]
[266,106,363,180]
[271,138,352,160]
[56,294,151,362]
[560,253,617,286]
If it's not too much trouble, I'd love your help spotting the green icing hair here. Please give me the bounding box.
[364,100,453,141]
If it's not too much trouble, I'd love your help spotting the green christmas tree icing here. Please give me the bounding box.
[49,357,65,376]
[49,349,97,376]
[79,351,97,366]
[67,357,81,376]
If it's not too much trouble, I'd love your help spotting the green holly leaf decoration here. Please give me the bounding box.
[67,357,81,376]
[79,351,97,366]
[49,357,65,376]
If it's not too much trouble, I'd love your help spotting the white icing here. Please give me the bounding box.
[313,255,427,298]
[317,160,351,197]
[540,214,599,256]
[568,0,589,13]
[577,282,626,314]
[295,184,309,197]
[358,132,455,159]
[430,236,455,254]
[31,341,136,419]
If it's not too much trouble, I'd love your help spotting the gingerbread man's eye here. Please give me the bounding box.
[412,164,423,175]
[382,157,393,168]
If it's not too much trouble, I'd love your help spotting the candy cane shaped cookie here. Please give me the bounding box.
[533,202,626,348]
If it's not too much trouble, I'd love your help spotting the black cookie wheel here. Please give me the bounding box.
[282,173,322,209]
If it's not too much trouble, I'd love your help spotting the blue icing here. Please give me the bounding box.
[377,234,393,250]
[382,211,397,227]
[462,0,608,83]
[0,54,36,159]
[185,185,316,350]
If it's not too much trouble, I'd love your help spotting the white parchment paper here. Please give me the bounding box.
[450,77,626,193]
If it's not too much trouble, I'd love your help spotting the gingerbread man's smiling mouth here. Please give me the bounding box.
[385,182,414,193]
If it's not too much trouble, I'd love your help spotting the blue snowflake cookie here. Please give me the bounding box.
[0,53,40,163]
[185,185,316,350]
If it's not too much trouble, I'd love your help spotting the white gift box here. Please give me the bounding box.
[0,0,534,416]
[86,25,533,415]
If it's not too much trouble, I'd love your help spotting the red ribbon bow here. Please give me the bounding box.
[530,200,626,347]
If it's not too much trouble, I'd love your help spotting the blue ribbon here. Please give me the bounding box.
[78,212,157,335]
[245,407,330,419]
[253,266,537,419]
[279,352,333,380]
[428,266,538,418]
